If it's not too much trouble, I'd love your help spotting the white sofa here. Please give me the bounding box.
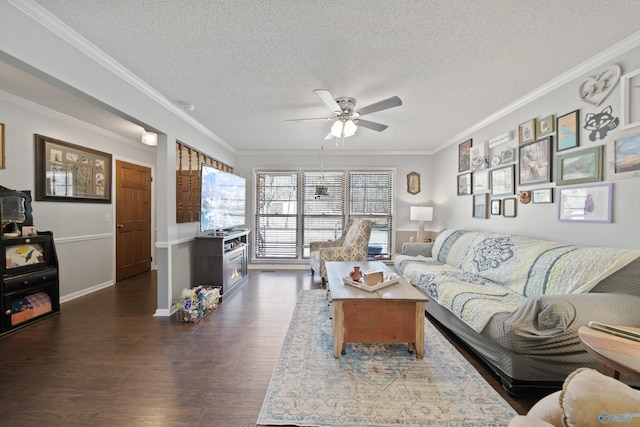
[394,229,640,394]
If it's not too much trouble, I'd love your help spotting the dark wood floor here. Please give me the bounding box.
[0,269,544,426]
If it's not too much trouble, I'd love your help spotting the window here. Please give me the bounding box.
[255,169,393,260]
[255,172,298,258]
[349,171,393,256]
[302,172,345,258]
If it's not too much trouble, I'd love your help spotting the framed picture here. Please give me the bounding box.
[473,193,488,219]
[0,123,4,169]
[556,145,603,186]
[35,134,112,203]
[500,148,515,164]
[490,199,501,215]
[473,170,489,193]
[519,136,551,186]
[407,171,420,194]
[457,173,472,196]
[471,142,488,171]
[458,139,472,172]
[519,118,536,144]
[607,132,640,180]
[490,164,515,196]
[532,188,553,204]
[557,183,613,223]
[503,197,517,217]
[556,110,580,151]
[21,226,37,237]
[536,114,555,137]
[621,68,640,129]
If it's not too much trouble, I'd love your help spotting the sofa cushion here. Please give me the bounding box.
[525,390,563,427]
[560,368,640,427]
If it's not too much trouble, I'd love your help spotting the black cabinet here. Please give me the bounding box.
[0,186,59,335]
[1,231,60,335]
[194,229,250,299]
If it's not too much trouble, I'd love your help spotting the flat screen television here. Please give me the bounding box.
[199,164,247,233]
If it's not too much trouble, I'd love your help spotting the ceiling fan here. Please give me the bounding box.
[287,89,402,140]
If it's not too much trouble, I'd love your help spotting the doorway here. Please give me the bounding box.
[115,160,152,281]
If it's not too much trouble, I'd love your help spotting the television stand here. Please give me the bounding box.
[194,229,250,299]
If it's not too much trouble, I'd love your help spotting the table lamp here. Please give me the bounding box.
[410,206,433,242]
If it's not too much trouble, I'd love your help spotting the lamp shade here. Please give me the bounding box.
[410,206,433,222]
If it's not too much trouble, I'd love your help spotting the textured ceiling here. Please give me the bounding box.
[4,1,640,153]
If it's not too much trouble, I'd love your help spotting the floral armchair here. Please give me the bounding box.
[309,218,373,286]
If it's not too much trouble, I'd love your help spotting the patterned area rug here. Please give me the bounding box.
[257,290,518,426]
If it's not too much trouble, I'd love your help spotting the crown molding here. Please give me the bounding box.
[7,0,236,154]
[434,30,640,154]
[238,149,434,157]
[0,89,146,147]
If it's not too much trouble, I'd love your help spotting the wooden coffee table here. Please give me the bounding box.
[325,261,428,359]
[578,325,640,381]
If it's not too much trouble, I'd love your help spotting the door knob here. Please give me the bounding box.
[117,224,124,229]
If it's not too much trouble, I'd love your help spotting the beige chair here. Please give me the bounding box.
[309,218,373,286]
[508,368,640,427]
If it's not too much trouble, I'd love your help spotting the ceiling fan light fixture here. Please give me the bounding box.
[330,119,357,138]
[343,119,357,137]
[292,89,401,140]
[330,120,343,137]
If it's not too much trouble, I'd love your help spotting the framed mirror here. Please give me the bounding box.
[0,186,34,236]
[407,172,421,195]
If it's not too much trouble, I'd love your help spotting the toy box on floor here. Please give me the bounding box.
[174,286,220,322]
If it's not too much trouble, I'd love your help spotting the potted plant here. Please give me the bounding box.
[314,185,328,197]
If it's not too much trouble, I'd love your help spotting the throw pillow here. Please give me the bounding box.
[401,242,433,257]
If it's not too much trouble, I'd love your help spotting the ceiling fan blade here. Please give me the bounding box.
[357,96,402,116]
[355,119,388,132]
[314,89,342,113]
[286,117,332,122]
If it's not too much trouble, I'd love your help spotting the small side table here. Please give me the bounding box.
[578,325,640,381]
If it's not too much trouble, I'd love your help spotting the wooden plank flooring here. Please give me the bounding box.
[0,269,543,426]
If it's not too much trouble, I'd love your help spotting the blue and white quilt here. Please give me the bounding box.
[396,229,640,332]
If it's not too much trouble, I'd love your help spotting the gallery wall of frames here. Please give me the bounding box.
[456,64,640,224]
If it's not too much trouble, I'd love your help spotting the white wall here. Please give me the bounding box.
[431,42,640,249]
[0,93,156,300]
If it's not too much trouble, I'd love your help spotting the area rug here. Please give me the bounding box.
[257,289,518,426]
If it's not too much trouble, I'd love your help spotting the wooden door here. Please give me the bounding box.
[116,160,152,281]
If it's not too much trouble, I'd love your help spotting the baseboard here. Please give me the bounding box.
[60,280,114,304]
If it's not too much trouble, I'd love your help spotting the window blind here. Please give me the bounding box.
[349,171,393,255]
[254,169,393,260]
[301,172,345,258]
[255,172,298,258]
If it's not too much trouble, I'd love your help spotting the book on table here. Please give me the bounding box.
[587,321,640,342]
